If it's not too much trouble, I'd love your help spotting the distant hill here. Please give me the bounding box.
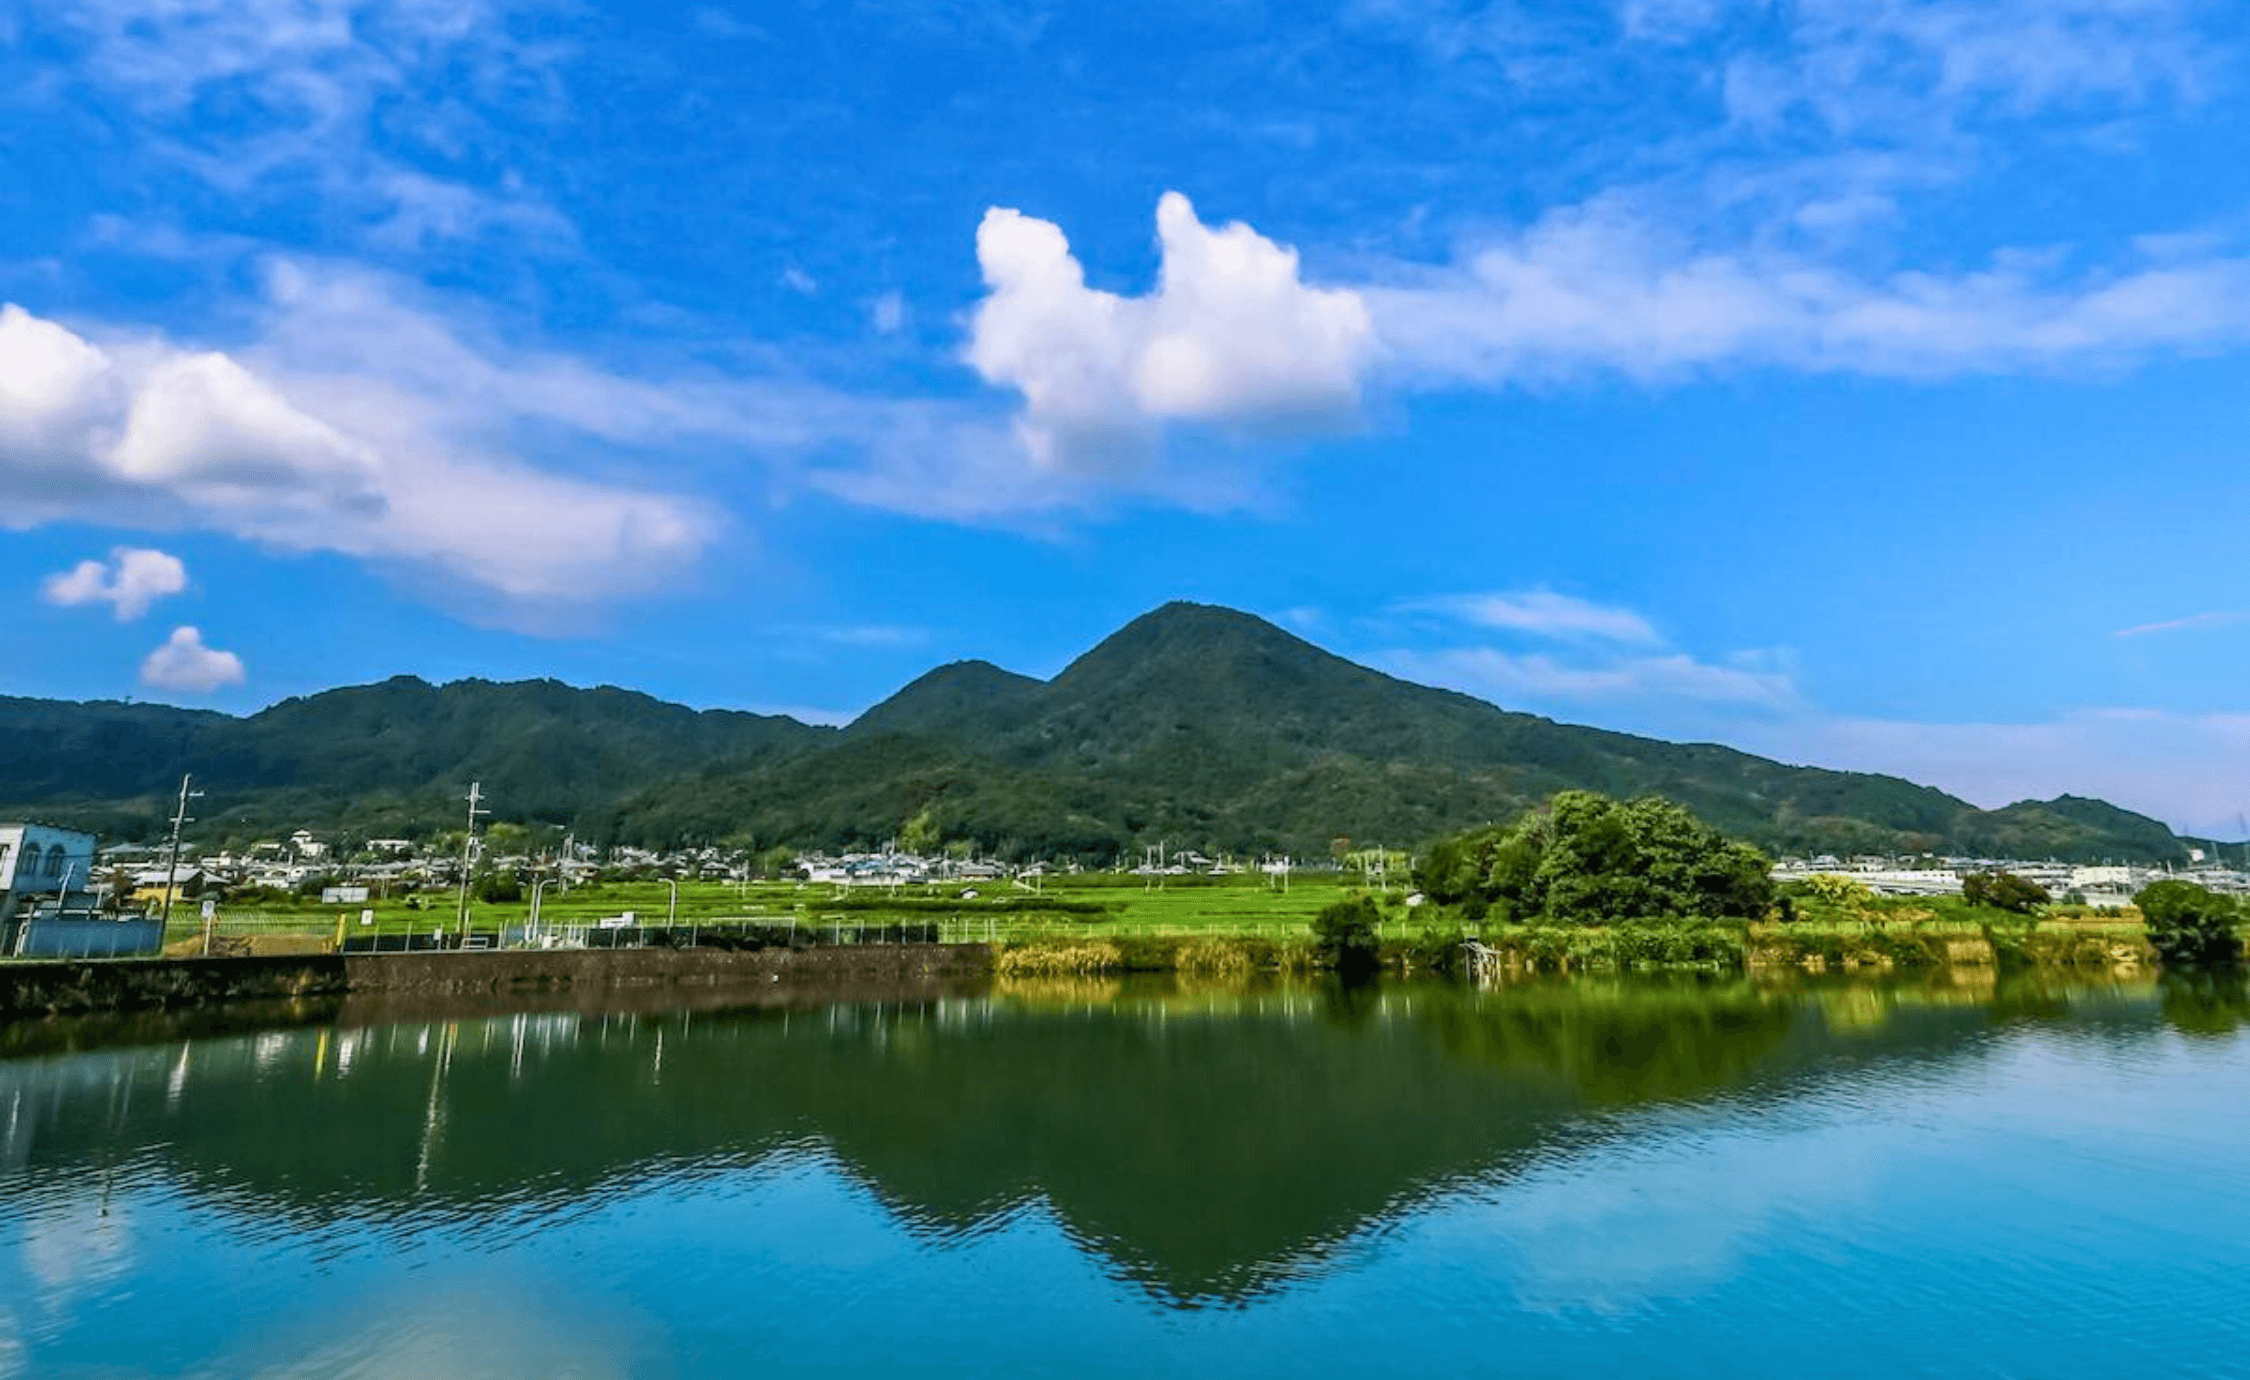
[0,602,2192,862]
[0,677,826,841]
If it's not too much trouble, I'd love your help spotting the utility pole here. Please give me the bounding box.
[160,773,202,934]
[452,782,488,949]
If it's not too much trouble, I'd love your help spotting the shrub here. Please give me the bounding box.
[1803,873,1874,906]
[1311,895,1383,979]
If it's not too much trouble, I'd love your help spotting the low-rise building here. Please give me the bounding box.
[1,823,97,922]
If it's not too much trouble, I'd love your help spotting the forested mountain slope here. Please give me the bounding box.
[0,603,2191,862]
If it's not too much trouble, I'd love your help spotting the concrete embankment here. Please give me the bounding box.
[0,944,996,1020]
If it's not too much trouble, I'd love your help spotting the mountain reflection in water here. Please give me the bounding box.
[4,971,2238,1314]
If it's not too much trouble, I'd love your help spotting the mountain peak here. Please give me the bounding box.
[848,658,1043,739]
[1055,602,1332,687]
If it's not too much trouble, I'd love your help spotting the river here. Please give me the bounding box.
[3,971,2247,1377]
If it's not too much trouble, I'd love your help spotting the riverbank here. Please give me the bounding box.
[0,943,994,1019]
[993,919,2170,977]
[0,917,2187,1023]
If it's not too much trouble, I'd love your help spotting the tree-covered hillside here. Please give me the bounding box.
[0,677,826,842]
[0,603,2194,862]
[599,603,2190,863]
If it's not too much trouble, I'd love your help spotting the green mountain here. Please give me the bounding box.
[602,603,2187,863]
[0,602,2192,862]
[0,677,825,841]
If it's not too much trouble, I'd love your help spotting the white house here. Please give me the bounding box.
[0,822,98,925]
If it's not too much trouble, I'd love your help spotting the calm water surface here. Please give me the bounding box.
[4,972,2248,1378]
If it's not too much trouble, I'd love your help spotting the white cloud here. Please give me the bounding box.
[780,266,819,296]
[40,546,189,619]
[1727,0,2210,134]
[139,625,245,692]
[966,192,1376,472]
[40,0,565,250]
[0,281,727,622]
[1362,195,2250,386]
[1384,587,1794,712]
[1401,590,1661,643]
[1387,645,1800,710]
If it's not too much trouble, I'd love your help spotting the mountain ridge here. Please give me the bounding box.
[0,601,2191,862]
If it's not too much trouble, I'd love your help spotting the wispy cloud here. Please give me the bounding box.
[1385,646,1800,710]
[1720,0,2212,135]
[1362,195,2250,386]
[2115,609,2248,637]
[1379,588,1797,711]
[1398,590,1661,644]
[35,0,573,254]
[788,623,933,649]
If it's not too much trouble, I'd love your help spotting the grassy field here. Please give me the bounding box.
[149,871,2161,959]
[164,871,1469,950]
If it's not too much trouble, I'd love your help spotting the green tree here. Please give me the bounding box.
[2135,880,2241,967]
[1311,895,1383,979]
[1963,870,2049,914]
[899,808,940,856]
[1417,792,1773,926]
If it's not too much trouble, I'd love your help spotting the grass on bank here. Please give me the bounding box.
[127,871,2171,973]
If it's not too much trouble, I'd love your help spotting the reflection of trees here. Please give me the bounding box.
[0,975,2170,1308]
[1413,978,1802,1106]
[2159,971,2250,1037]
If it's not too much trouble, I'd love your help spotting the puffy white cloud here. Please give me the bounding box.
[40,546,189,620]
[966,192,1375,472]
[139,626,245,693]
[0,279,727,624]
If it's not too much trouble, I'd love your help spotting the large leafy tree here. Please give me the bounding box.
[1415,791,1774,924]
[2136,880,2241,967]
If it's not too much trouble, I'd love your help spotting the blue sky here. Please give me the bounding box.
[6,0,2250,832]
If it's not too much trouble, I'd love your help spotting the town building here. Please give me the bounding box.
[0,822,97,924]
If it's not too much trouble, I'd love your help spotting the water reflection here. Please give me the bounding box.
[0,970,2208,1314]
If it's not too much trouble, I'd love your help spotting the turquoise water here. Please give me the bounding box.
[3,973,2248,1377]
